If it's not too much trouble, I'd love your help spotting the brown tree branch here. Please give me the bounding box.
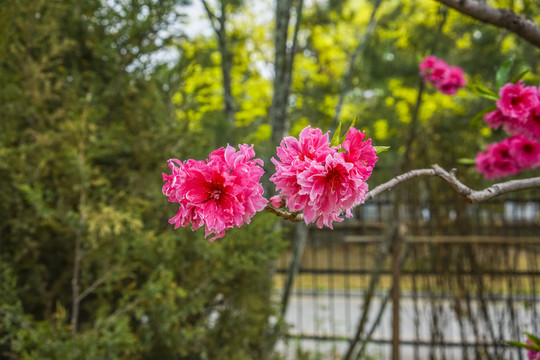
[265,164,540,222]
[434,0,540,48]
[264,204,303,222]
[366,164,540,203]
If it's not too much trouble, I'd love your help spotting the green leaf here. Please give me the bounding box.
[470,105,497,128]
[349,115,358,130]
[511,69,529,84]
[506,340,538,351]
[457,158,476,165]
[334,116,359,145]
[472,84,499,101]
[495,59,513,89]
[526,333,540,347]
[374,146,390,154]
[330,122,342,147]
[339,116,359,143]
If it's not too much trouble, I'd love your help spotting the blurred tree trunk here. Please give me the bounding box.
[202,0,237,138]
[269,0,303,145]
[332,0,383,129]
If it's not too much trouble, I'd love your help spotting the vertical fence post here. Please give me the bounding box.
[392,225,402,360]
[280,223,308,318]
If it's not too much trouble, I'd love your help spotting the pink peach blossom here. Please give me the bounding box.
[475,135,540,179]
[483,109,507,130]
[163,144,267,241]
[508,135,540,170]
[476,140,519,179]
[270,126,336,212]
[475,151,496,179]
[419,56,466,95]
[342,127,378,181]
[495,104,540,141]
[420,56,448,84]
[497,80,538,119]
[489,139,522,177]
[270,126,377,228]
[297,153,368,229]
[419,56,440,78]
[526,104,540,141]
[438,66,467,95]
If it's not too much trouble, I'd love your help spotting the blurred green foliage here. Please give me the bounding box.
[1,0,540,358]
[0,0,285,358]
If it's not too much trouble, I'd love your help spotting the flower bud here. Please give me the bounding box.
[270,195,285,209]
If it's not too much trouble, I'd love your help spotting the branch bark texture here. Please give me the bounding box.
[365,164,540,203]
[435,0,540,48]
[265,164,540,222]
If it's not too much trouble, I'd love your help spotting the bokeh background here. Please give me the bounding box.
[1,0,539,359]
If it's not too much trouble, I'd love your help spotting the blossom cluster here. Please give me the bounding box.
[475,135,540,179]
[162,144,267,241]
[270,126,378,229]
[419,55,467,95]
[162,126,379,240]
[476,81,540,179]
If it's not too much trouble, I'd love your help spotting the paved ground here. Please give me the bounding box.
[277,292,539,359]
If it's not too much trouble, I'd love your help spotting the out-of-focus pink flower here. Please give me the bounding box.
[476,135,540,179]
[483,108,527,138]
[475,151,495,179]
[483,109,507,130]
[497,80,539,119]
[420,56,448,84]
[526,104,540,141]
[419,56,439,78]
[163,144,267,241]
[526,340,540,360]
[476,140,518,179]
[508,135,540,170]
[489,139,522,177]
[483,99,540,142]
[478,82,540,180]
[270,126,377,229]
[419,56,466,95]
[269,195,285,208]
[438,66,467,95]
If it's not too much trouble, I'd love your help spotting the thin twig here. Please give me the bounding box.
[92,298,141,331]
[264,204,303,222]
[76,267,118,303]
[265,164,540,221]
